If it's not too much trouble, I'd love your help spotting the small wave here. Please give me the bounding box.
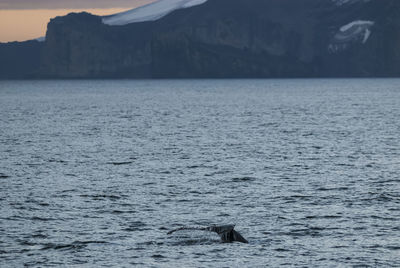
[332,245,349,249]
[312,145,323,150]
[369,215,398,221]
[64,173,77,177]
[41,241,107,251]
[170,238,220,246]
[18,240,37,246]
[177,199,191,203]
[123,227,150,232]
[362,244,382,249]
[360,193,399,203]
[187,165,201,169]
[151,254,166,259]
[31,233,48,239]
[0,174,10,179]
[231,177,257,182]
[107,161,133,166]
[79,194,123,200]
[336,163,355,167]
[47,159,68,163]
[137,241,164,247]
[60,189,76,193]
[123,221,147,232]
[289,194,313,199]
[386,246,400,251]
[204,170,230,177]
[188,190,202,194]
[31,216,56,222]
[281,195,313,203]
[187,164,216,169]
[26,163,43,167]
[316,187,349,191]
[274,248,291,252]
[111,210,136,215]
[286,228,323,237]
[305,215,342,220]
[142,182,156,186]
[363,244,400,251]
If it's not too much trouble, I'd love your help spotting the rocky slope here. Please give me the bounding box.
[1,0,400,78]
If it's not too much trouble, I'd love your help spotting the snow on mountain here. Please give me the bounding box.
[332,0,371,6]
[102,0,372,26]
[336,20,374,43]
[329,20,374,53]
[102,0,208,26]
[339,21,374,33]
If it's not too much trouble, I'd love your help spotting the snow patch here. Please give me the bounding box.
[329,20,374,53]
[339,20,374,32]
[103,0,208,26]
[337,20,374,44]
[362,28,371,44]
[36,36,45,42]
[332,0,371,6]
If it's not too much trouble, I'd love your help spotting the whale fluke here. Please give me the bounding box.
[167,224,248,243]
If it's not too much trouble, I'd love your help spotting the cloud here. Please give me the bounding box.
[0,0,154,10]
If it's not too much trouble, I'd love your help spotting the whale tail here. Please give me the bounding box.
[167,224,248,243]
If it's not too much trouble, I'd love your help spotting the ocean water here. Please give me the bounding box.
[0,79,399,267]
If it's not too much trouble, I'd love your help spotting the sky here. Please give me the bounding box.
[0,0,154,42]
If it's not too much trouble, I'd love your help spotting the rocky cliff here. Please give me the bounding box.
[1,0,400,78]
[0,41,43,79]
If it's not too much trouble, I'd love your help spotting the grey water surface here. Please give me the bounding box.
[0,79,399,267]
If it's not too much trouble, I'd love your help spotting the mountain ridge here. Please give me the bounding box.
[1,0,400,79]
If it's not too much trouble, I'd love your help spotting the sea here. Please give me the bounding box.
[0,79,399,267]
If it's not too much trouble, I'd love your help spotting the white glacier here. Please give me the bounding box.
[102,0,208,26]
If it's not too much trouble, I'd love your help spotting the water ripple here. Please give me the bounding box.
[0,79,399,267]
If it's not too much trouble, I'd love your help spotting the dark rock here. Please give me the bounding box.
[1,0,400,78]
[0,40,43,79]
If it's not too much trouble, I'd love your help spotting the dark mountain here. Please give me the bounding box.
[1,0,400,79]
[0,41,43,79]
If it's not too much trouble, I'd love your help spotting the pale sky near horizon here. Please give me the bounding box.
[0,0,154,42]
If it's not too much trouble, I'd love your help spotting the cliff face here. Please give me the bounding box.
[0,41,43,79]
[149,0,325,78]
[1,0,400,78]
[41,13,153,78]
[40,0,329,78]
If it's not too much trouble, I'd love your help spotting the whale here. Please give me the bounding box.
[167,224,248,243]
